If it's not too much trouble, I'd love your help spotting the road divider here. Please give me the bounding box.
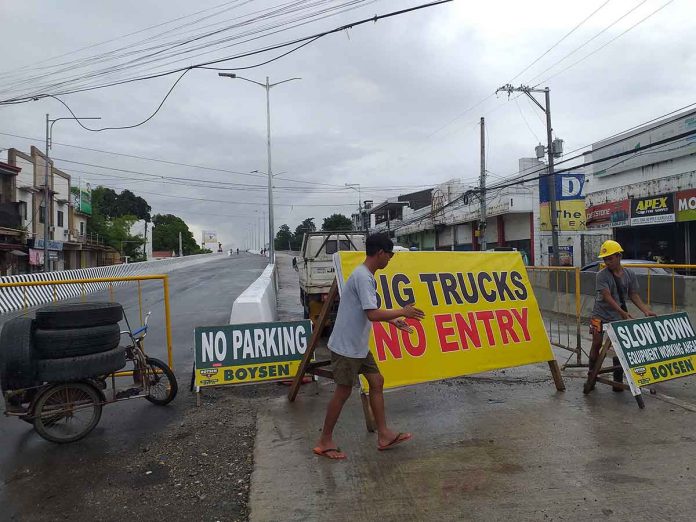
[229,264,277,324]
[0,253,223,314]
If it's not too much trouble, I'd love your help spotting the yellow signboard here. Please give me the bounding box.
[539,200,586,231]
[334,251,555,389]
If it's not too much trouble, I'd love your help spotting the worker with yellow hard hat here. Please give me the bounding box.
[589,240,655,390]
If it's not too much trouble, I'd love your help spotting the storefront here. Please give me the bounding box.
[587,193,691,264]
[28,238,64,272]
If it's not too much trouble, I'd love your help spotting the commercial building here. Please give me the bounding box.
[0,160,26,275]
[584,109,696,265]
[7,146,114,272]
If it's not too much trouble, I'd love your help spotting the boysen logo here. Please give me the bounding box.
[634,366,647,376]
[636,197,667,212]
[199,368,219,377]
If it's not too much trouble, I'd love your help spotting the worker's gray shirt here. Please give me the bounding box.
[328,264,377,358]
[592,267,639,322]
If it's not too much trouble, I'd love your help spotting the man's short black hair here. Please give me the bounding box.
[366,233,393,256]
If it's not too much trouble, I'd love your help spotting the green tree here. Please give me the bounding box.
[152,214,202,255]
[91,187,119,218]
[275,224,293,251]
[116,189,151,222]
[292,218,315,250]
[321,213,353,231]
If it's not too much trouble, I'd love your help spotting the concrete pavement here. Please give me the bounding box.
[250,252,696,521]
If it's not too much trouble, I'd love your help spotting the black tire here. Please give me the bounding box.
[33,382,102,443]
[0,317,37,391]
[37,346,126,382]
[34,324,121,359]
[35,302,123,329]
[143,357,177,405]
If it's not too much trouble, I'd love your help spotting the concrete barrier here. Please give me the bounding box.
[229,263,277,324]
[0,253,224,314]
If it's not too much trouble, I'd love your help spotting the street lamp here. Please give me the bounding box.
[345,183,363,231]
[218,73,301,265]
[44,113,100,272]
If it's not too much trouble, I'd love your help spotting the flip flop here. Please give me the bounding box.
[378,432,412,451]
[313,447,346,460]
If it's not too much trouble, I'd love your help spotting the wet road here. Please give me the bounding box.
[0,253,267,507]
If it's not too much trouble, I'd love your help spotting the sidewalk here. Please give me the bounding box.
[249,254,696,521]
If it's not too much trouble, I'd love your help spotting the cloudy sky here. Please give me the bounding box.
[0,0,693,249]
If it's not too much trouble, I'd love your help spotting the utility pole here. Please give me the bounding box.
[143,221,148,261]
[178,231,183,257]
[479,117,487,251]
[496,84,560,265]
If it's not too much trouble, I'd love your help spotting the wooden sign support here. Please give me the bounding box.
[583,337,645,409]
[288,279,376,432]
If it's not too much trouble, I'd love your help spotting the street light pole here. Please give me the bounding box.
[218,73,301,265]
[44,113,100,272]
[345,183,362,231]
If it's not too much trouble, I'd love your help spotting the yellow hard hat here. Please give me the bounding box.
[598,240,623,259]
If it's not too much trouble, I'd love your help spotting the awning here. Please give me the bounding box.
[10,250,27,256]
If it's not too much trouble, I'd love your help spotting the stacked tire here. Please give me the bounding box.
[0,303,127,393]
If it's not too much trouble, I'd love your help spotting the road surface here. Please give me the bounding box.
[0,253,267,511]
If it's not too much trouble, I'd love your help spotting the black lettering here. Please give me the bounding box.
[457,273,479,304]
[278,364,290,377]
[269,365,277,377]
[492,272,515,301]
[510,271,528,300]
[686,359,695,372]
[392,273,415,306]
[259,366,268,378]
[439,273,463,305]
[247,366,258,378]
[378,274,393,309]
[650,367,660,379]
[478,272,496,302]
[224,370,234,381]
[235,368,248,380]
[419,273,440,306]
[678,360,687,374]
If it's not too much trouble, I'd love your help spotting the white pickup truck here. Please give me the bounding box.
[294,231,367,324]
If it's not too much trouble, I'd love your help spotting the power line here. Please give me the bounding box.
[0,1,452,104]
[506,0,612,84]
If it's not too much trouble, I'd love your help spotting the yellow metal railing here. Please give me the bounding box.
[527,266,583,367]
[0,275,174,370]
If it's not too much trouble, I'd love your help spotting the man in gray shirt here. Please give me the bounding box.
[313,233,424,460]
[589,240,655,390]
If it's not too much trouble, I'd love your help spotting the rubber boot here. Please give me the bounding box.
[612,356,624,392]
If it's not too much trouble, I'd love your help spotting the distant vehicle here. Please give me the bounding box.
[581,259,673,275]
[295,231,367,323]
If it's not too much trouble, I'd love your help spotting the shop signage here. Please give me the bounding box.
[586,200,630,228]
[539,173,586,231]
[630,194,675,226]
[32,239,64,251]
[70,183,92,215]
[334,251,555,390]
[547,245,573,266]
[194,321,311,388]
[676,188,696,222]
[606,313,696,396]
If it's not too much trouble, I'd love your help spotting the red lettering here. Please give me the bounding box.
[511,308,530,341]
[475,310,497,346]
[402,318,426,357]
[373,322,402,361]
[434,314,458,352]
[495,309,520,344]
[454,312,480,349]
